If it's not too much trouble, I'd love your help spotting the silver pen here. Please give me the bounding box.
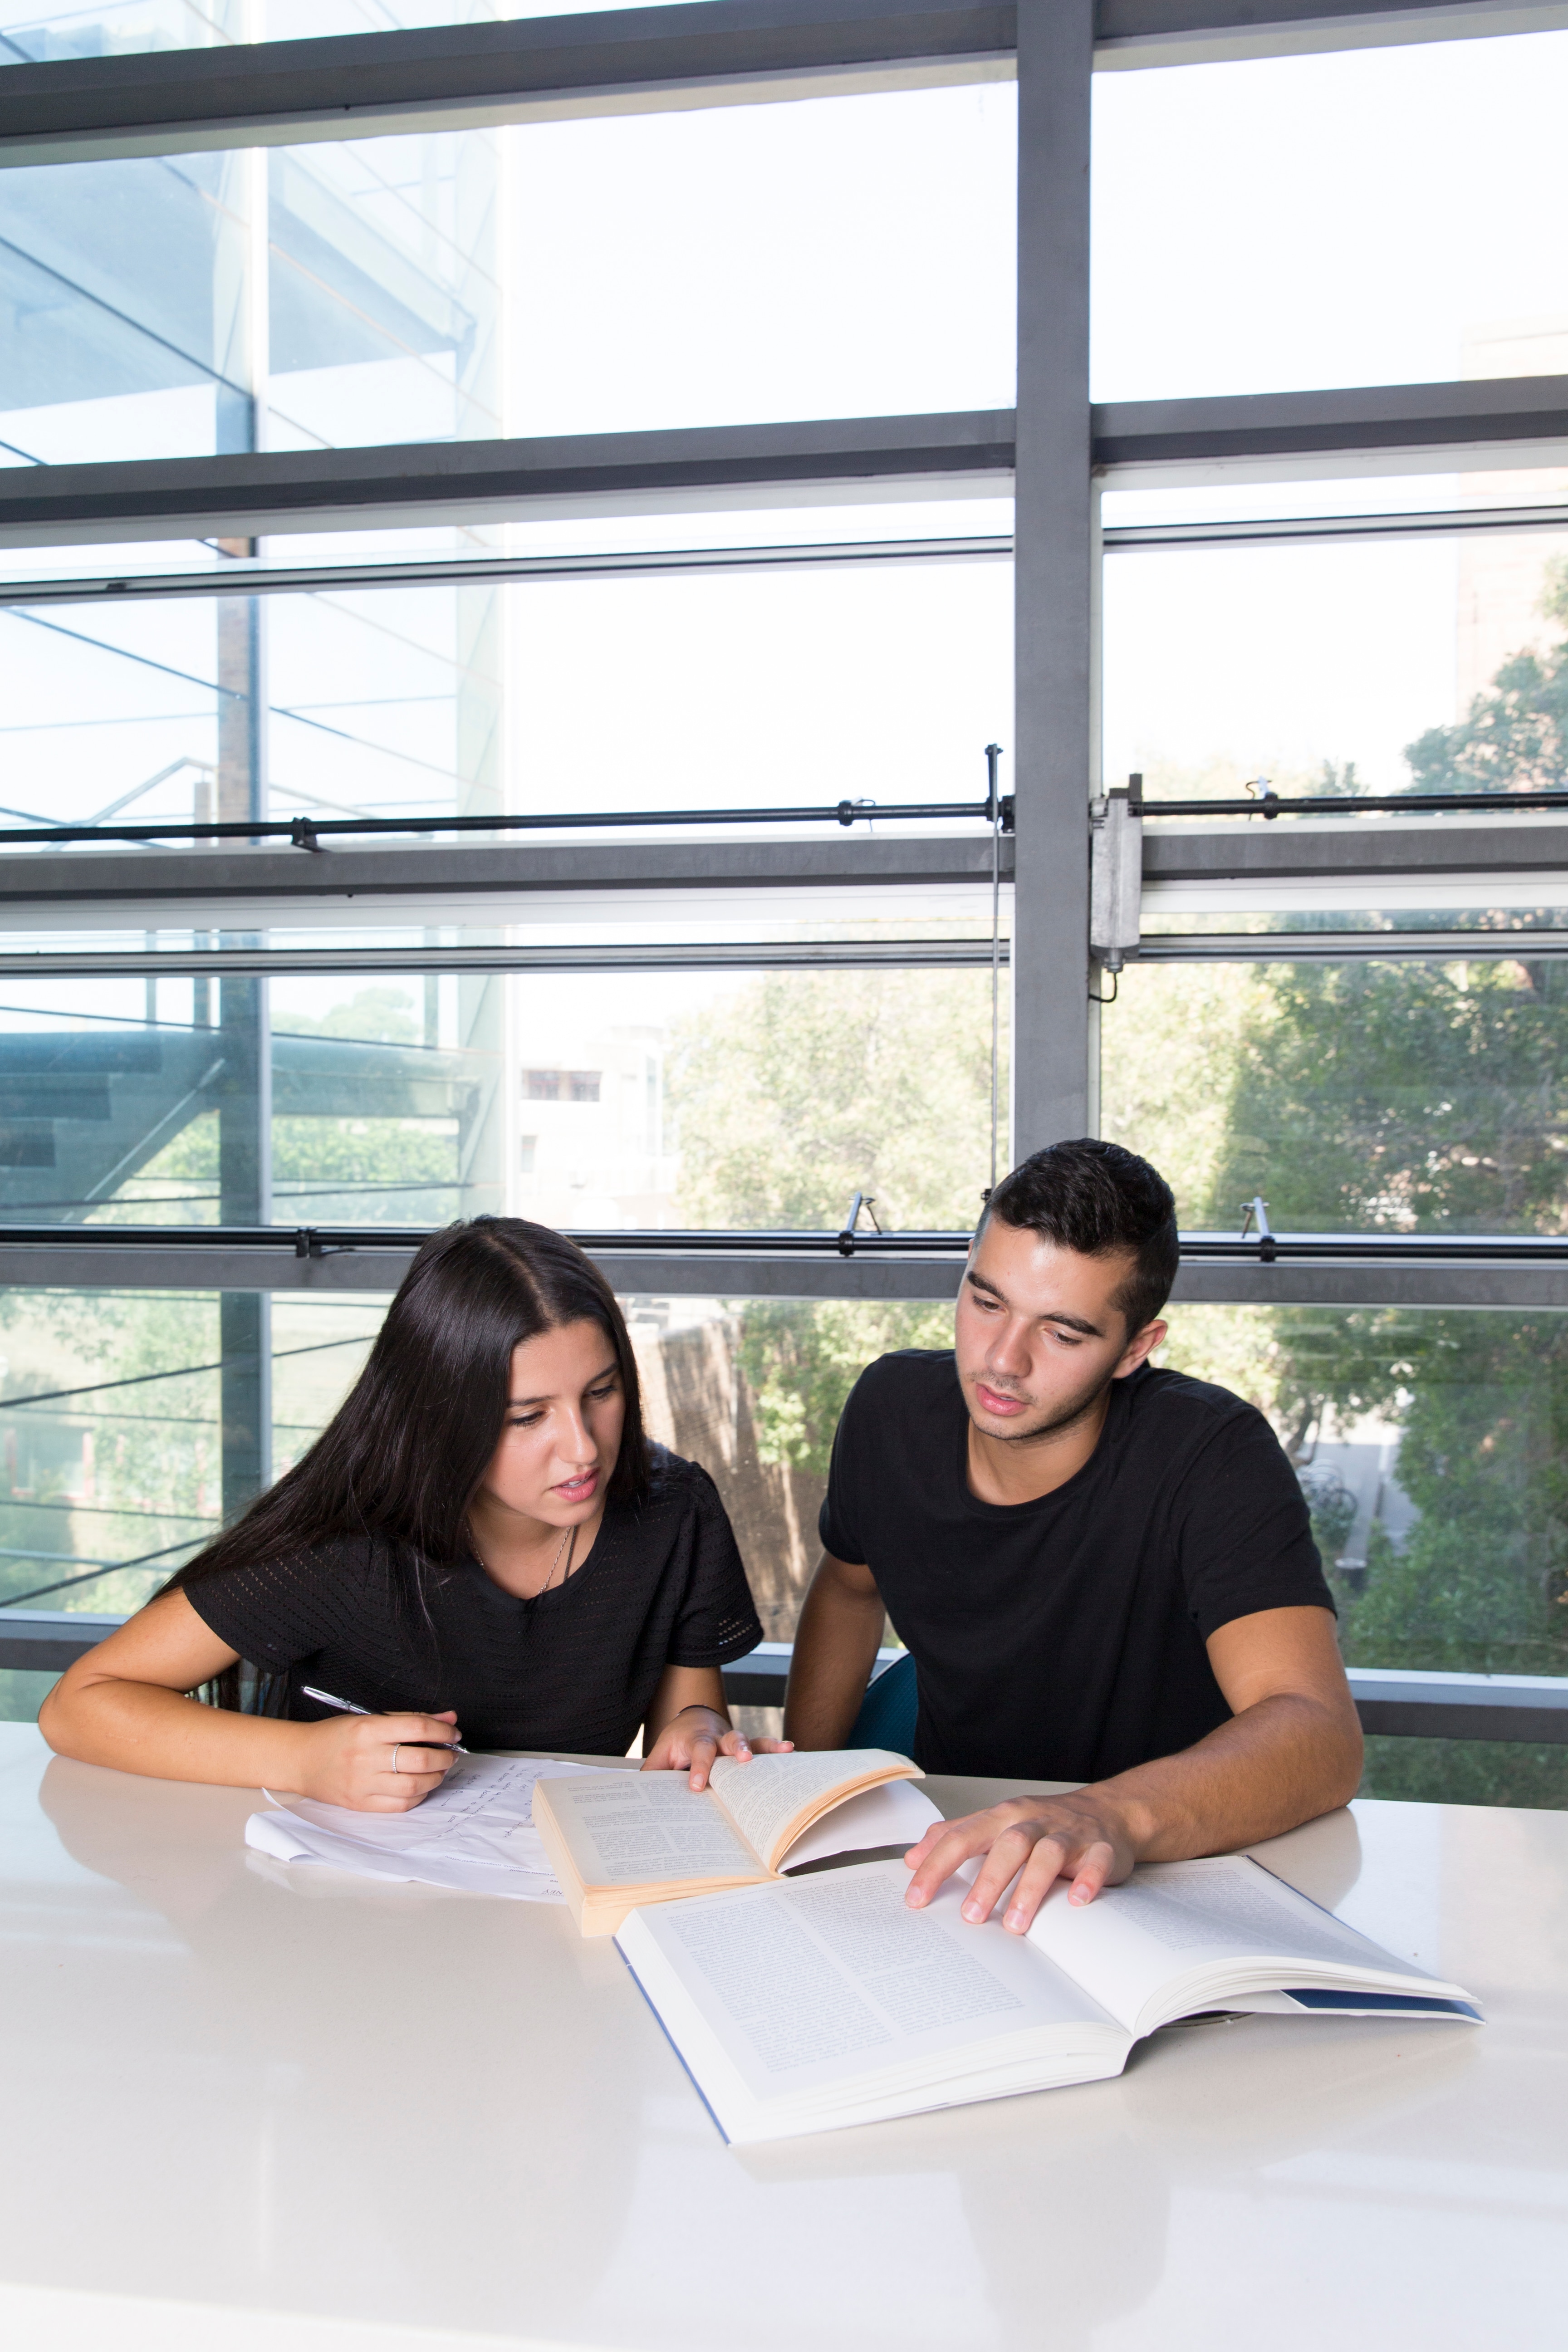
[300,1684,469,1755]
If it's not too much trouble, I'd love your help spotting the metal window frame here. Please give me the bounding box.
[1,5,1568,1733]
[0,0,1561,1319]
[2,1608,1562,1739]
[0,0,1559,174]
[5,376,1561,554]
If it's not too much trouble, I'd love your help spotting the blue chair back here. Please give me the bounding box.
[846,1650,917,1754]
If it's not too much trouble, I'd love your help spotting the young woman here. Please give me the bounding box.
[41,1217,787,1807]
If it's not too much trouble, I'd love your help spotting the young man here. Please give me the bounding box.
[783,1137,1362,1934]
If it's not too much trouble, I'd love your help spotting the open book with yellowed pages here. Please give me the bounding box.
[532,1749,936,1935]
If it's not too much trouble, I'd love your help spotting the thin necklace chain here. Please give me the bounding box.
[473,1517,578,1597]
[539,1520,577,1595]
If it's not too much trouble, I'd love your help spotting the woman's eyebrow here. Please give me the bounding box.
[507,1361,619,1408]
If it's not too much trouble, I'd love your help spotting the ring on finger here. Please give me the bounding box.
[391,1744,402,1774]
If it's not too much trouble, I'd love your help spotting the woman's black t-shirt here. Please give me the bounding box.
[186,1447,763,1755]
[819,1351,1334,1785]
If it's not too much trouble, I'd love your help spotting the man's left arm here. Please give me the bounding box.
[903,1604,1363,1933]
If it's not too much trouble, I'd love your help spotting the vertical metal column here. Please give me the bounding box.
[1011,0,1096,1156]
[214,137,272,1521]
[217,974,272,1523]
[454,124,509,1220]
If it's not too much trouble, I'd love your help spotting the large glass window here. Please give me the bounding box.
[0,1286,387,1628]
[0,962,1005,1231]
[0,557,1010,834]
[8,1284,1563,1812]
[0,84,1014,470]
[0,0,728,68]
[1158,1302,1568,1808]
[1102,523,1568,806]
[0,1282,952,1689]
[1092,30,1568,402]
[1102,955,1568,1235]
[0,136,501,465]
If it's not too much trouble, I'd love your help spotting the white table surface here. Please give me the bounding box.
[1,1722,1564,2352]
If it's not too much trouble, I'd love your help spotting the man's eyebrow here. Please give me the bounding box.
[963,1268,1104,1339]
[1040,1309,1105,1338]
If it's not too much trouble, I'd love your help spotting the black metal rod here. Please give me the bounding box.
[1143,789,1568,818]
[0,1223,1567,1264]
[0,796,1014,853]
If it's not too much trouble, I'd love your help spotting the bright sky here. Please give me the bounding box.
[1091,31,1568,400]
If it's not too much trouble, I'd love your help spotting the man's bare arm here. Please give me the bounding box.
[783,1551,887,1749]
[904,1604,1362,1931]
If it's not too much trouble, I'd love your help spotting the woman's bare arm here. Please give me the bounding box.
[39,1589,461,1811]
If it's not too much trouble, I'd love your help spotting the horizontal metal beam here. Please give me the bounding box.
[718,1643,1568,1737]
[0,535,1013,611]
[1093,375,1568,475]
[4,379,1563,554]
[1171,1260,1568,1307]
[0,833,1013,916]
[8,804,1558,932]
[5,1608,1562,1740]
[0,0,1548,179]
[722,1642,907,1705]
[1139,929,1568,960]
[0,414,1016,551]
[0,1610,125,1673]
[0,0,1016,167]
[1096,0,1568,68]
[2,1226,1567,1304]
[1142,818,1568,887]
[1103,503,1568,553]
[1348,1666,1568,1743]
[0,939,1010,981]
[0,1240,972,1298]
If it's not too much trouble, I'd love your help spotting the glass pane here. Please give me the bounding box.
[1093,30,1568,401]
[0,558,1010,834]
[0,1288,387,1625]
[0,889,1010,955]
[0,0,711,68]
[0,85,1013,467]
[0,494,1015,593]
[8,1288,1563,1817]
[0,963,1004,1230]
[1102,956,1568,1235]
[1158,1303,1568,1808]
[1102,464,1568,534]
[0,1285,943,1653]
[1103,526,1568,806]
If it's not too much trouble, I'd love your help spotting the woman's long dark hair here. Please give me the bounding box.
[168,1219,650,1628]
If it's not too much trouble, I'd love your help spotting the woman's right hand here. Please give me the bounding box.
[292,1710,462,1811]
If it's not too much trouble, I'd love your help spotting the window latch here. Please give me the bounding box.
[1089,772,1142,978]
[1239,1196,1277,1261]
[837,1190,882,1255]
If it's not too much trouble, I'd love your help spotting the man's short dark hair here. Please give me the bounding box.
[983,1139,1179,1337]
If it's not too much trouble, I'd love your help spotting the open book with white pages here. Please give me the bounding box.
[614,1850,1483,2144]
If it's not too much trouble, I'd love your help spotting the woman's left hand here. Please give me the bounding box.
[641,1705,794,1790]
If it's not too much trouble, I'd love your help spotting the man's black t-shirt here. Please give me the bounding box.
[818,1352,1333,1784]
[188,1448,762,1755]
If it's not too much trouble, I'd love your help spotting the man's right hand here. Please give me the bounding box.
[902,1788,1142,1931]
[292,1711,462,1811]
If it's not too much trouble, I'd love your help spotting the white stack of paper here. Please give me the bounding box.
[246,1753,610,1899]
